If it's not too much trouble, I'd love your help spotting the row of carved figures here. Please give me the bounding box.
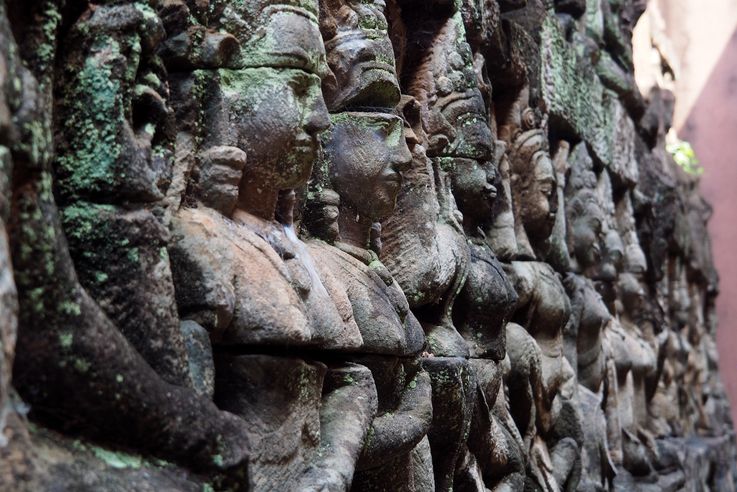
[0,0,734,490]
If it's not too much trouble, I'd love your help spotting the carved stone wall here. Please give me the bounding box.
[0,0,734,491]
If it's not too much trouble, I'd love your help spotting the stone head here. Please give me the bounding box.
[203,0,331,198]
[319,0,400,111]
[566,189,605,274]
[618,272,645,320]
[449,158,498,226]
[510,129,557,243]
[321,112,412,222]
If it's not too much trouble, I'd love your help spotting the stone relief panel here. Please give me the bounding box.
[0,0,735,491]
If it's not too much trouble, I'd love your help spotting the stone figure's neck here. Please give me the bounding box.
[235,174,280,222]
[337,206,373,250]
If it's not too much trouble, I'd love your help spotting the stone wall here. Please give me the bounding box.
[0,0,734,490]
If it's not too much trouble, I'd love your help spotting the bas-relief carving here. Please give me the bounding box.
[168,1,384,487]
[2,0,736,491]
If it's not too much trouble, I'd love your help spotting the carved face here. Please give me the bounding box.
[438,93,494,161]
[450,158,498,223]
[599,226,624,281]
[618,272,645,319]
[209,4,331,190]
[571,206,602,269]
[217,68,328,189]
[319,0,399,110]
[512,132,557,241]
[527,150,556,229]
[325,113,411,221]
[568,192,605,272]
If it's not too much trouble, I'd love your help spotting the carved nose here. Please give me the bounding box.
[392,140,413,173]
[304,92,330,135]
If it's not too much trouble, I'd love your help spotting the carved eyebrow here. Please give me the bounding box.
[263,48,315,71]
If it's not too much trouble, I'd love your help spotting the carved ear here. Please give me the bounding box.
[521,108,536,131]
[320,68,340,110]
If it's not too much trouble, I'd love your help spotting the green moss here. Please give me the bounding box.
[61,202,115,242]
[91,446,143,469]
[127,247,140,263]
[59,300,81,317]
[212,453,224,467]
[667,139,704,176]
[73,358,91,373]
[57,36,125,197]
[27,287,45,314]
[59,332,73,348]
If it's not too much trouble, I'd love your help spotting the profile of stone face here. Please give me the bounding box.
[324,112,412,225]
[169,0,363,351]
[319,0,400,110]
[566,144,607,277]
[508,128,558,259]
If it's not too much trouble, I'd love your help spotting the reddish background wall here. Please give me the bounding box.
[647,0,737,426]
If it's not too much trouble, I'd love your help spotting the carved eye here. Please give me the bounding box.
[288,72,314,99]
[539,182,553,197]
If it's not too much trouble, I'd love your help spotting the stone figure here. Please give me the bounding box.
[308,4,436,488]
[380,96,468,317]
[564,145,611,391]
[6,1,253,481]
[303,112,434,490]
[388,6,496,489]
[498,90,583,491]
[441,81,525,490]
[487,139,521,259]
[596,171,659,481]
[306,112,422,355]
[508,128,557,260]
[55,0,190,388]
[503,260,582,491]
[495,87,572,264]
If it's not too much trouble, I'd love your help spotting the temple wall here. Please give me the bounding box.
[0,0,735,491]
